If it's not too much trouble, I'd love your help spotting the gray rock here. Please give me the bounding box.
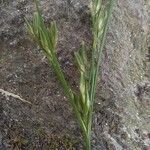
[0,0,150,149]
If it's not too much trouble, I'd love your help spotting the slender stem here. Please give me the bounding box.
[90,0,115,103]
[84,113,92,150]
[94,0,115,90]
[85,133,91,150]
[26,1,115,150]
[86,1,115,149]
[81,122,91,150]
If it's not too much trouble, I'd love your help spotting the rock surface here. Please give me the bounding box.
[0,0,150,149]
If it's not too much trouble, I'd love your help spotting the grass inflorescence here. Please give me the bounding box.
[25,0,115,149]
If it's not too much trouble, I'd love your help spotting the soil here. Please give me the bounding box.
[0,0,150,150]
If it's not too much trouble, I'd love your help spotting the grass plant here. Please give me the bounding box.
[25,0,115,149]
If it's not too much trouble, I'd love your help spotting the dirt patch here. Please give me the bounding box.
[0,0,150,149]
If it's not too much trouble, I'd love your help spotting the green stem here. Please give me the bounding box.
[84,118,92,150]
[26,1,116,150]
[90,0,115,103]
[82,109,92,150]
[85,133,91,150]
[94,0,115,89]
[48,51,91,148]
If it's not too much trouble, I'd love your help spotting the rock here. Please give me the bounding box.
[0,0,149,149]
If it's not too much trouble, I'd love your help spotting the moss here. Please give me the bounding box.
[36,128,76,150]
[9,136,28,149]
[48,134,76,150]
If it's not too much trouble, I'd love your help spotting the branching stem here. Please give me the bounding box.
[25,0,115,149]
